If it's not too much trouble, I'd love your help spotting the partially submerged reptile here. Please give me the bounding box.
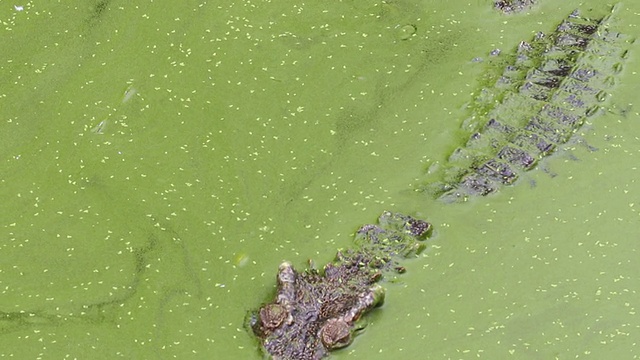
[423,5,634,201]
[494,0,537,14]
[249,5,634,360]
[248,212,431,360]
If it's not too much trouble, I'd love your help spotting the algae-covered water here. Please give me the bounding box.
[1,1,639,359]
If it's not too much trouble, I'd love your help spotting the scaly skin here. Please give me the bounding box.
[250,212,431,360]
[494,0,536,14]
[424,6,634,201]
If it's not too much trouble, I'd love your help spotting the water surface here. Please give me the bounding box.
[1,1,639,359]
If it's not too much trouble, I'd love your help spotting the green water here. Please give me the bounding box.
[1,1,639,359]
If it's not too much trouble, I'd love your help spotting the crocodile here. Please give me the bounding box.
[423,6,634,202]
[249,5,633,360]
[248,212,431,360]
[494,0,537,14]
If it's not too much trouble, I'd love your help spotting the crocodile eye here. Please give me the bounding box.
[320,318,352,349]
[259,303,287,331]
